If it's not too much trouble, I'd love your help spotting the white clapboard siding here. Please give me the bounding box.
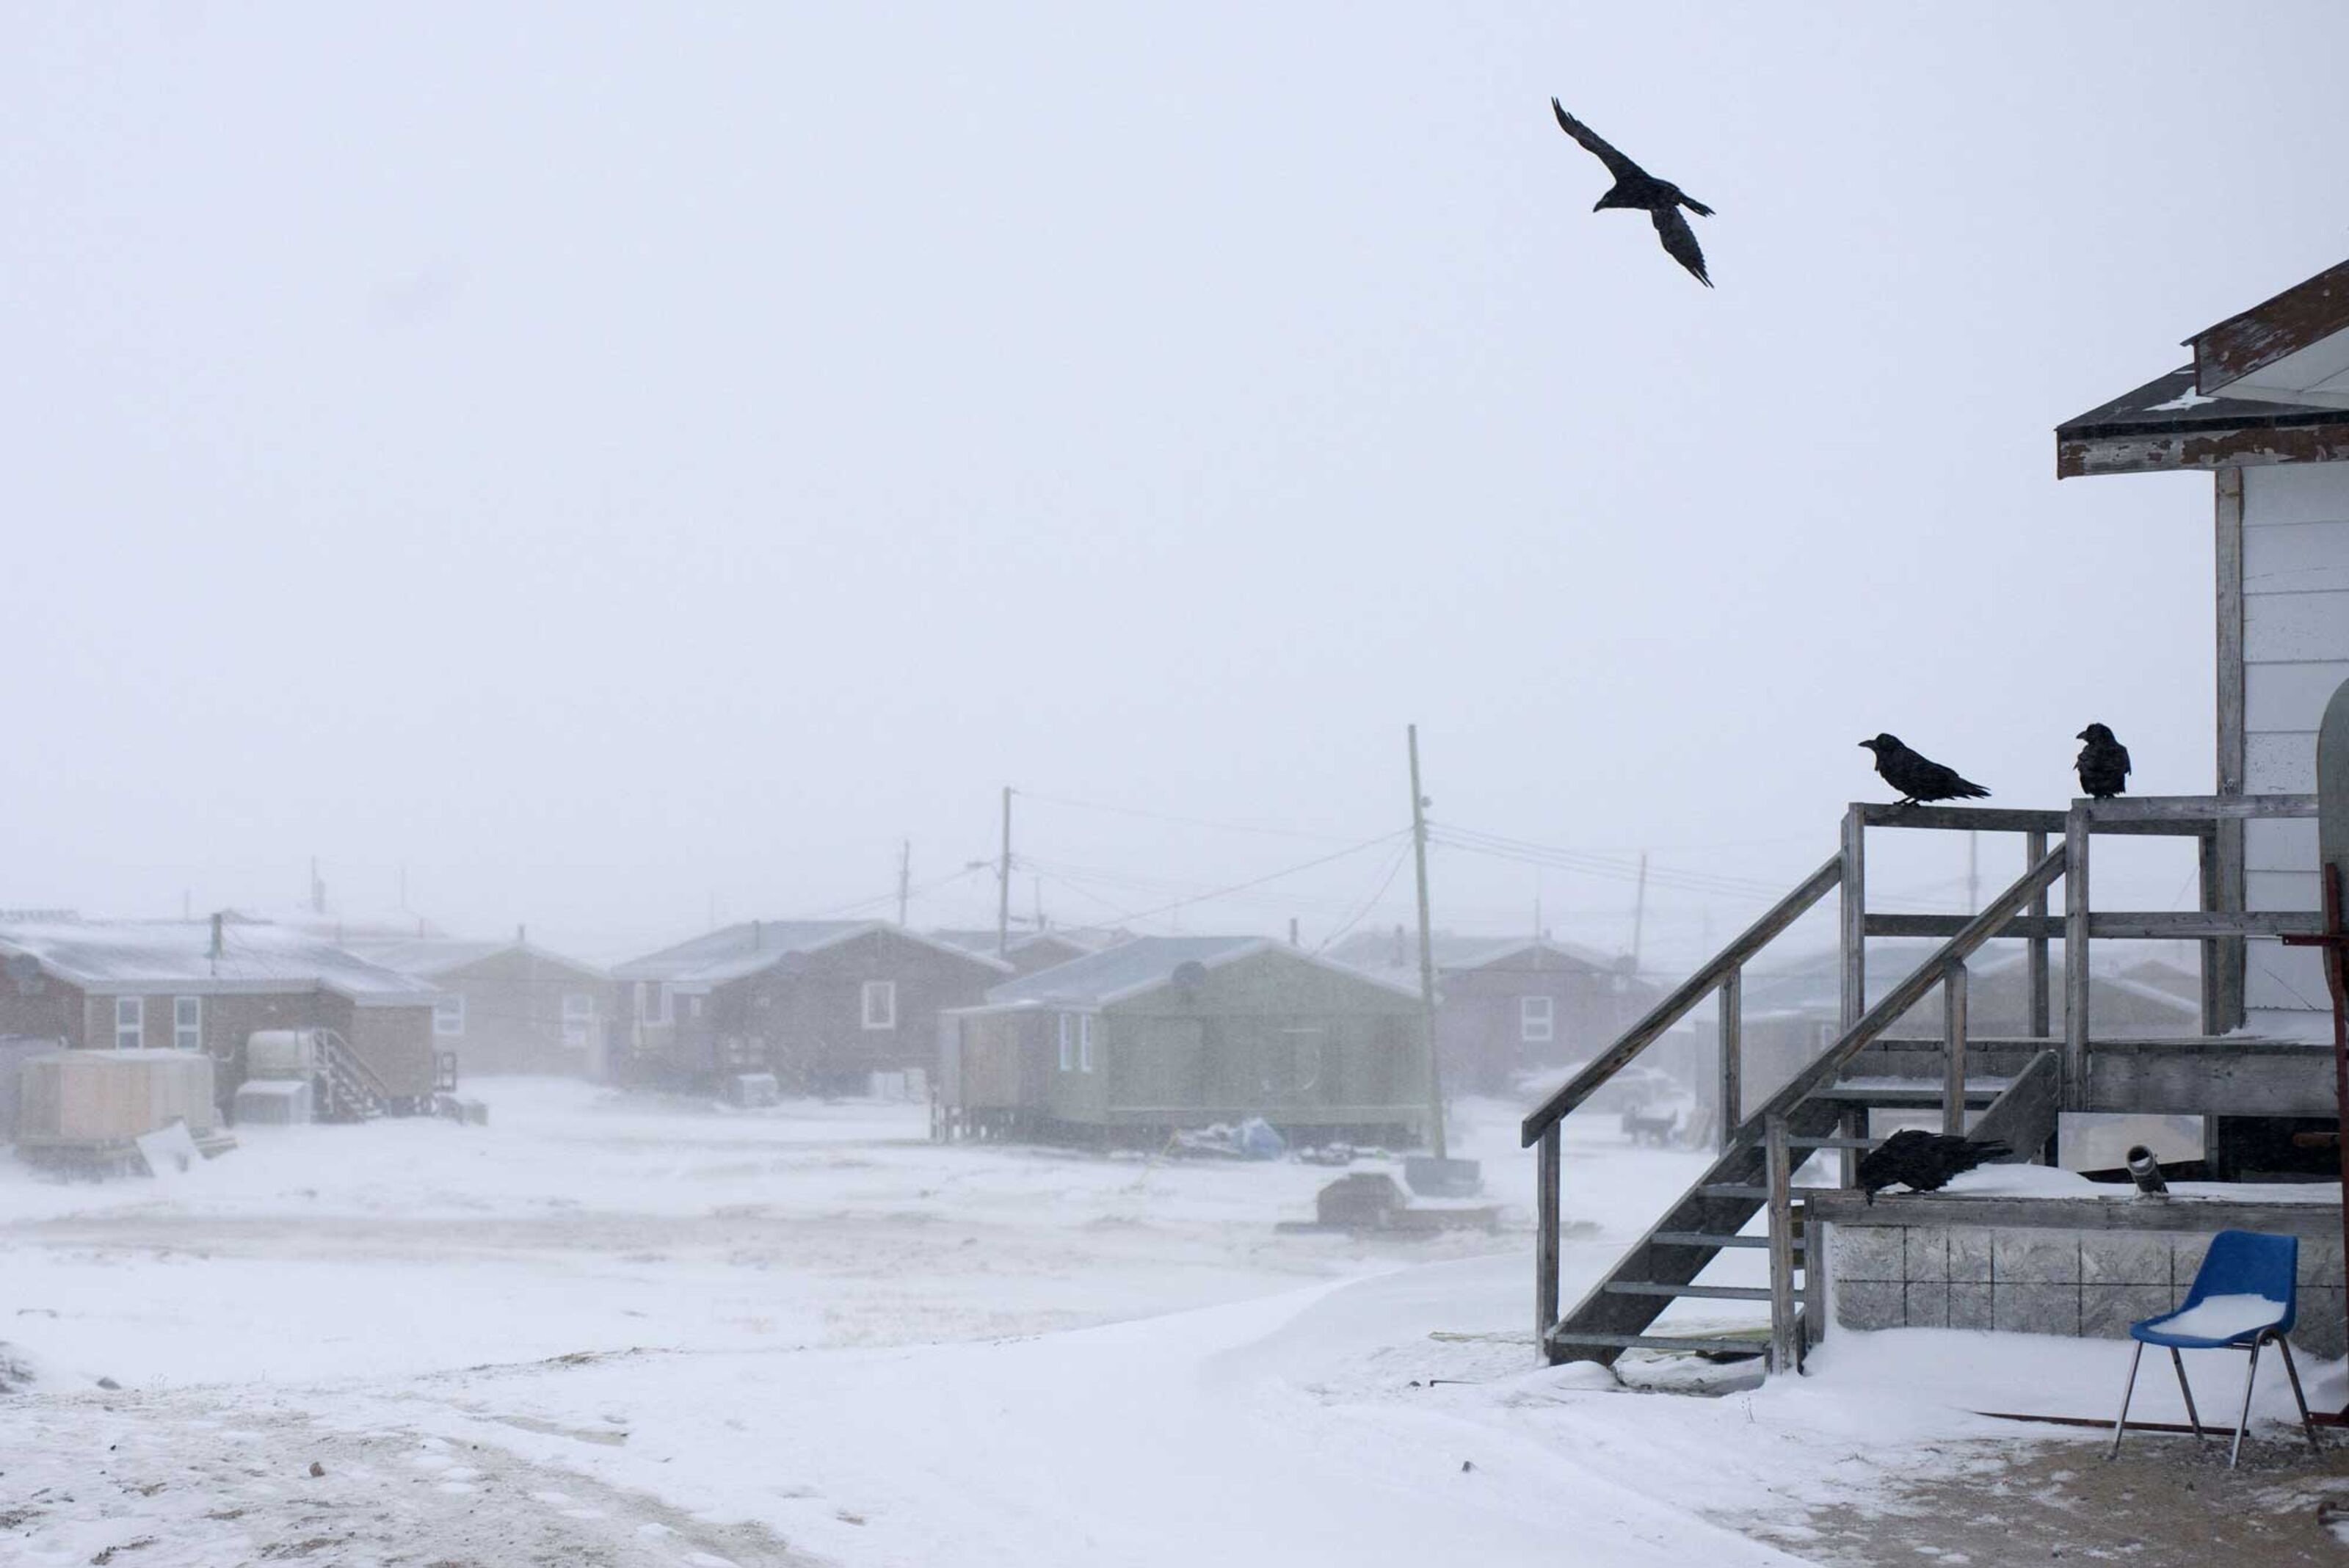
[2239,461,2349,1017]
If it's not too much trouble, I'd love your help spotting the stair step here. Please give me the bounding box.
[1602,1282,1774,1302]
[1546,1330,1771,1356]
[1828,1077,2009,1107]
[1652,1231,1803,1252]
[1697,1183,1842,1200]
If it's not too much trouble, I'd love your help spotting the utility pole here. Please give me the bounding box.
[896,840,912,926]
[1407,724,1448,1160]
[997,786,1013,959]
[1630,852,1649,970]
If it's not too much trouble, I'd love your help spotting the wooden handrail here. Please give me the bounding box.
[1520,854,1842,1146]
[1858,795,2314,835]
[1738,843,2069,1139]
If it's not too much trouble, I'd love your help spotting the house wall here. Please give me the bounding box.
[2238,460,2349,1020]
[1050,951,1428,1134]
[0,981,435,1103]
[1437,956,1646,1095]
[344,1003,438,1099]
[428,950,606,1078]
[672,930,1002,1092]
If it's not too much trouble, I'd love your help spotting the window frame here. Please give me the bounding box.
[1057,1013,1075,1072]
[173,995,202,1052]
[1078,1013,1096,1073]
[1520,994,1555,1044]
[861,979,897,1031]
[114,995,143,1050]
[434,993,467,1037]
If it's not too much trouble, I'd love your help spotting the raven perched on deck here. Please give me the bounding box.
[1550,99,1715,287]
[2075,723,2132,800]
[1856,1130,2014,1204]
[1859,734,1990,806]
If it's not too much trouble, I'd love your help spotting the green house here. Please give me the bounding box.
[937,936,1431,1144]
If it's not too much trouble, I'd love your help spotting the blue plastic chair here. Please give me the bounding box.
[2109,1230,2321,1467]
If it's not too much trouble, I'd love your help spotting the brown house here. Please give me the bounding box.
[347,936,609,1078]
[611,920,1011,1093]
[1327,929,1654,1095]
[0,915,443,1108]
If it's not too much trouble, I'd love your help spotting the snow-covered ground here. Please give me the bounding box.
[0,1082,2339,1567]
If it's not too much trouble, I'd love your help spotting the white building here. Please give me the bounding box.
[2058,255,2349,1036]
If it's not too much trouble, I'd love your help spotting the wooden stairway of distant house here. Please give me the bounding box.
[313,1028,392,1122]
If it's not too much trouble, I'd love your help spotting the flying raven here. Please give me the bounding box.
[2076,723,2132,800]
[1856,1129,2014,1204]
[1859,733,1990,805]
[1550,99,1714,288]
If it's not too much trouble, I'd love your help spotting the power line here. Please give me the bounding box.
[1016,790,1377,846]
[1020,830,1412,932]
[1313,840,1415,954]
[1428,826,1795,901]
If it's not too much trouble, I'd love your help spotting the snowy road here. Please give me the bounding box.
[10,1081,2323,1566]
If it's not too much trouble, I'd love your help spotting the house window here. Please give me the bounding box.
[173,996,202,1052]
[1058,1014,1075,1071]
[1520,995,1555,1044]
[562,992,594,1049]
[688,995,705,1019]
[434,995,466,1037]
[636,981,671,1025]
[862,980,896,1031]
[1078,1014,1096,1073]
[114,996,142,1050]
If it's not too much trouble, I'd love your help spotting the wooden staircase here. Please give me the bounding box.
[313,1028,393,1122]
[1544,1057,2056,1366]
[1525,793,2321,1376]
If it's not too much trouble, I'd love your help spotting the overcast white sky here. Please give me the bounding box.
[4,3,2345,965]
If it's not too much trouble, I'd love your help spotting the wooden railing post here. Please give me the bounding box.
[2026,827,2051,1039]
[2064,804,2091,1112]
[1718,967,1741,1151]
[1766,1111,1797,1373]
[2197,827,2223,1037]
[1536,1123,1560,1359]
[1942,961,1969,1136]
[1840,805,1866,1033]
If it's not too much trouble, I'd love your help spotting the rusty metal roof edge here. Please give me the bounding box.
[2187,256,2349,395]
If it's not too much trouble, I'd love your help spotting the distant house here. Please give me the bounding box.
[938,936,1431,1144]
[0,916,443,1108]
[611,920,1011,1093]
[929,928,1112,978]
[346,936,609,1079]
[1325,927,1652,1095]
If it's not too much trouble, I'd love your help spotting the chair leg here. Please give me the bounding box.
[2230,1337,2264,1470]
[2110,1340,2144,1460]
[2275,1334,2323,1456]
[2168,1347,2206,1441]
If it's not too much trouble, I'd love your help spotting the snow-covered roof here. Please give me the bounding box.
[1323,930,1619,977]
[0,919,440,1008]
[612,920,1012,990]
[928,928,1108,959]
[983,934,1421,1009]
[346,937,606,981]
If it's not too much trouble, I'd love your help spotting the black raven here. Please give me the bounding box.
[1856,1129,2014,1204]
[2076,723,2132,800]
[1859,733,1989,805]
[1550,100,1714,288]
